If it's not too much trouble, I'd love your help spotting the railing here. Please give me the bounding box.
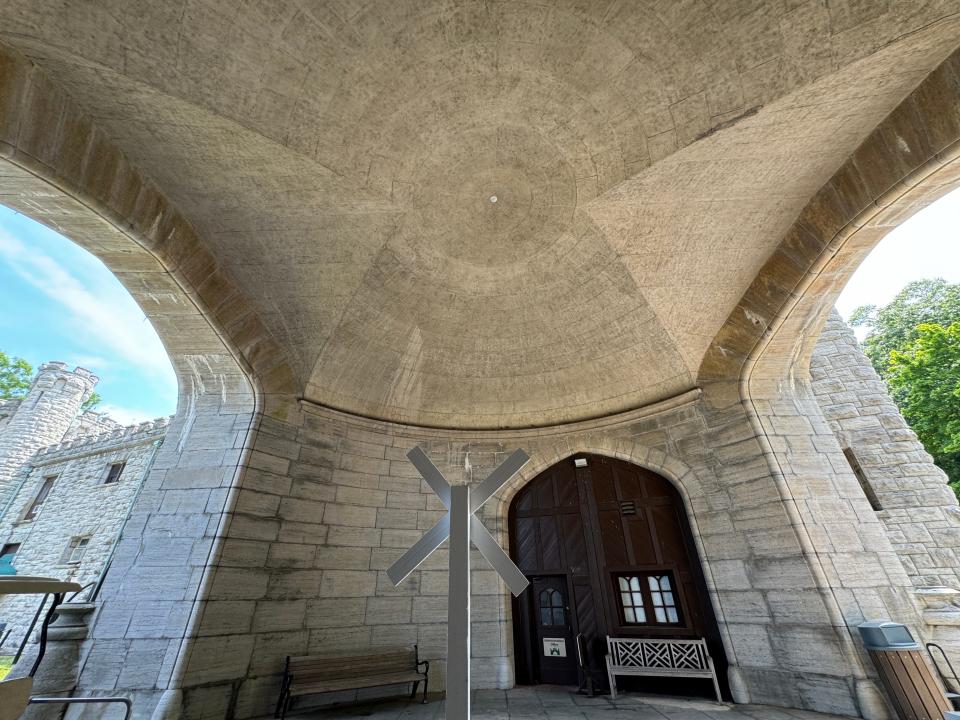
[926,642,960,697]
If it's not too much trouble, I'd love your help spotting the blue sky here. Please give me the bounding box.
[0,183,958,427]
[837,188,960,329]
[0,205,177,424]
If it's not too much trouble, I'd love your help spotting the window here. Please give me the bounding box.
[618,576,647,624]
[844,448,882,511]
[103,462,126,484]
[538,589,565,626]
[648,575,679,623]
[615,571,682,626]
[23,476,56,521]
[0,543,20,575]
[61,537,90,565]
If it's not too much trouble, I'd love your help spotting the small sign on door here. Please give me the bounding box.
[543,638,567,657]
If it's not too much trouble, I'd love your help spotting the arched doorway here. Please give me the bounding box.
[509,454,727,698]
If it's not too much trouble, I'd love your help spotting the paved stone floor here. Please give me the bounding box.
[267,687,855,720]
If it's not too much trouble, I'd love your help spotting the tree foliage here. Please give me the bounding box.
[851,278,960,384]
[81,391,102,411]
[0,351,32,400]
[887,322,960,488]
[852,279,960,494]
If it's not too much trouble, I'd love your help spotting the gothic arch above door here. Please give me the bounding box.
[509,454,727,698]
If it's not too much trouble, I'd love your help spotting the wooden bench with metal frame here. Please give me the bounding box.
[275,645,429,719]
[605,636,721,702]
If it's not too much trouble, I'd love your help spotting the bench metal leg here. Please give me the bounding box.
[422,675,429,703]
[275,676,292,719]
[30,696,132,720]
[410,681,420,700]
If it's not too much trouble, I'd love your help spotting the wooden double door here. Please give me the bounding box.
[509,455,726,697]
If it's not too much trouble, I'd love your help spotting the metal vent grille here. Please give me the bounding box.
[620,500,636,516]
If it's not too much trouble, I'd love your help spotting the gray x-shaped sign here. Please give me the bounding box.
[387,447,530,596]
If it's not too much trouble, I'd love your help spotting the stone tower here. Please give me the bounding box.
[811,311,960,589]
[0,362,98,507]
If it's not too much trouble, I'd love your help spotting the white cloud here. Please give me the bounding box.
[0,229,175,381]
[96,403,164,426]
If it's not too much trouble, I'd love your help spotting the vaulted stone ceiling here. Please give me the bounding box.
[1,1,958,427]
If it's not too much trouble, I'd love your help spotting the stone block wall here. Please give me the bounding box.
[164,383,920,720]
[0,418,169,645]
[71,353,258,718]
[810,311,960,589]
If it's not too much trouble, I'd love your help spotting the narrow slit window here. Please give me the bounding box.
[618,575,646,624]
[843,448,882,511]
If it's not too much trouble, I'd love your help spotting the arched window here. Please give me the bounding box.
[539,589,565,626]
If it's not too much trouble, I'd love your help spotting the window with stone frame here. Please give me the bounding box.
[103,461,126,484]
[614,570,682,626]
[23,475,56,521]
[60,536,90,565]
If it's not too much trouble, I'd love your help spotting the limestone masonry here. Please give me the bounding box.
[2,10,960,718]
[2,312,959,717]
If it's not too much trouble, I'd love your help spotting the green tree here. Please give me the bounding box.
[81,392,102,411]
[0,351,32,400]
[886,322,960,494]
[852,278,960,495]
[851,278,960,387]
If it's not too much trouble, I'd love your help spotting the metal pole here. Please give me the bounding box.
[447,485,471,720]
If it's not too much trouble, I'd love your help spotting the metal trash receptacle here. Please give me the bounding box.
[858,620,950,720]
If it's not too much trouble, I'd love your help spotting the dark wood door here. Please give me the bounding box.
[530,576,578,685]
[509,455,728,699]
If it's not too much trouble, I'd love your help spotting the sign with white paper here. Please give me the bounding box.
[543,638,567,657]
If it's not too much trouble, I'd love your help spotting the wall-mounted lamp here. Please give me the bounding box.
[574,458,588,468]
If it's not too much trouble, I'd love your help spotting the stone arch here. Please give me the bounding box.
[495,443,741,689]
[0,39,289,714]
[690,48,960,720]
[699,47,960,388]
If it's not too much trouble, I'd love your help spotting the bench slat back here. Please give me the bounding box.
[289,647,417,681]
[606,637,709,671]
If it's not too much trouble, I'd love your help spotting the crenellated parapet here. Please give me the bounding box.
[33,416,172,462]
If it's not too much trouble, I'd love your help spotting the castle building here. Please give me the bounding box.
[0,363,169,646]
[1,7,960,718]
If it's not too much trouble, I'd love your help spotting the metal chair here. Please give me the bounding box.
[0,577,132,719]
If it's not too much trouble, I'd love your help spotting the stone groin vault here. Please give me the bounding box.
[0,2,960,718]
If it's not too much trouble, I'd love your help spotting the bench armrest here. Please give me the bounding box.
[417,659,429,674]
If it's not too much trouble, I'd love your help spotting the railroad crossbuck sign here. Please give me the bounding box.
[387,447,531,720]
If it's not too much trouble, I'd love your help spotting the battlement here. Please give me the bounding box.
[31,362,98,395]
[34,415,172,460]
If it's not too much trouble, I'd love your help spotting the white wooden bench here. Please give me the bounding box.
[605,637,721,702]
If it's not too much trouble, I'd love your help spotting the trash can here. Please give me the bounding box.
[858,621,950,720]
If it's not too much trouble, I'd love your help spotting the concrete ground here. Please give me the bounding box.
[266,687,855,720]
